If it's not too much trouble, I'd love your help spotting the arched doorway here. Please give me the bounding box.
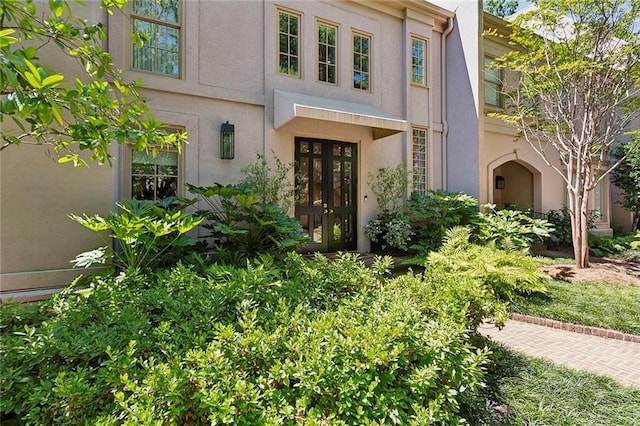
[493,161,534,210]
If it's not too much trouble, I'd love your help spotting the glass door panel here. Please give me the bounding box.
[295,138,357,252]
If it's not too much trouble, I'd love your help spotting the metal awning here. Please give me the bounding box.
[274,90,408,140]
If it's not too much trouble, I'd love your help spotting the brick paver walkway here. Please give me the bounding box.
[479,319,640,387]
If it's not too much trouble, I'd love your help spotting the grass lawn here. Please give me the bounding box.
[508,278,640,335]
[484,345,640,425]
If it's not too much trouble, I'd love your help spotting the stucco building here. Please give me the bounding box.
[0,1,633,300]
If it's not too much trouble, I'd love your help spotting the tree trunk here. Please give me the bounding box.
[578,193,590,268]
[569,189,590,269]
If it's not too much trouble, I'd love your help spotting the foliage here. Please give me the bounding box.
[545,206,598,247]
[364,212,413,252]
[367,163,409,215]
[486,345,640,425]
[489,0,640,267]
[407,190,479,254]
[472,204,554,250]
[588,231,640,260]
[241,151,298,212]
[0,252,505,424]
[0,0,185,166]
[187,183,306,264]
[510,278,640,335]
[70,198,202,273]
[426,227,548,306]
[611,141,640,231]
[484,0,519,17]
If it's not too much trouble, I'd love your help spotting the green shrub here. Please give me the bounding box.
[545,206,598,247]
[240,151,298,212]
[364,212,414,252]
[589,231,640,259]
[473,204,554,250]
[1,252,503,424]
[364,164,412,253]
[70,198,202,273]
[367,163,409,216]
[187,183,307,264]
[407,190,478,253]
[427,227,548,307]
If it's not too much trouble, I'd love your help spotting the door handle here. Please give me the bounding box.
[323,209,334,214]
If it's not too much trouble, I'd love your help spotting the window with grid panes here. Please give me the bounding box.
[129,126,182,201]
[131,149,180,201]
[412,128,427,195]
[484,56,502,107]
[318,22,337,84]
[411,37,426,85]
[278,10,301,77]
[353,33,370,91]
[132,0,180,77]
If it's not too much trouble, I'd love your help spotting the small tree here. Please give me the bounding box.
[367,163,409,216]
[0,0,185,166]
[490,0,640,268]
[611,141,640,231]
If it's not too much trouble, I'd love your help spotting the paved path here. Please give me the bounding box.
[479,319,640,388]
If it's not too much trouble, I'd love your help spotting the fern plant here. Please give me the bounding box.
[426,227,548,302]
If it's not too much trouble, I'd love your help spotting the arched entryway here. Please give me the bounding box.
[492,161,539,211]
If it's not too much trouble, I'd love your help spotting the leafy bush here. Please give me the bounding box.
[364,212,413,252]
[473,204,554,250]
[589,231,640,260]
[70,198,202,273]
[241,152,298,212]
[407,190,478,253]
[367,163,408,215]
[545,206,598,247]
[364,165,413,253]
[1,252,505,424]
[426,227,548,309]
[187,183,307,264]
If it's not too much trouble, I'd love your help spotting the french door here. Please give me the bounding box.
[295,138,357,252]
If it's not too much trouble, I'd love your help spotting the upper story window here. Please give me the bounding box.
[318,22,337,84]
[132,0,180,77]
[411,37,427,85]
[278,9,301,77]
[353,32,371,91]
[412,128,428,195]
[484,56,502,107]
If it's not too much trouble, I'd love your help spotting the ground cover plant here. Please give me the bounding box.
[1,247,547,425]
[509,279,640,335]
[482,345,640,425]
[588,232,640,261]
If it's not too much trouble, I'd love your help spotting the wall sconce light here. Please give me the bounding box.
[495,175,505,190]
[220,121,235,159]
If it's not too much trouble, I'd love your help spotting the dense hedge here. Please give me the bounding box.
[1,250,536,424]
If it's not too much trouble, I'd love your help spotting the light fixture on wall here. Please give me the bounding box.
[220,121,235,159]
[495,175,505,190]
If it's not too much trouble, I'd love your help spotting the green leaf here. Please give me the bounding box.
[51,104,64,125]
[42,74,64,87]
[23,71,41,89]
[0,29,18,48]
[24,46,38,59]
